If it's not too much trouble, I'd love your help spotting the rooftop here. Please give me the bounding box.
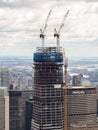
[67,86,96,89]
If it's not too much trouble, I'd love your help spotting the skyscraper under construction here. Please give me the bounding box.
[32,47,66,130]
[31,10,69,130]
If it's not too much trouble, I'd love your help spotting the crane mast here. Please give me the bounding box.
[40,10,52,47]
[54,10,69,48]
[54,11,69,130]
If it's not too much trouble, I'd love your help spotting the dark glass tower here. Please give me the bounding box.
[9,90,33,130]
[32,47,65,130]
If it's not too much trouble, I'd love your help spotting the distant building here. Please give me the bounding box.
[67,86,97,130]
[9,89,33,130]
[25,97,33,130]
[72,74,83,86]
[18,76,28,90]
[12,75,33,90]
[0,68,10,88]
[81,79,91,86]
[0,87,9,130]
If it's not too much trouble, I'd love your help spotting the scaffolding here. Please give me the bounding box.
[32,47,65,130]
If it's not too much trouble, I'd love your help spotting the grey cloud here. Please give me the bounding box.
[0,0,98,57]
[67,0,98,2]
[87,0,98,1]
[0,0,54,8]
[0,0,36,8]
[53,0,98,2]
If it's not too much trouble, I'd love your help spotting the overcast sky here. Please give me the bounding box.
[0,0,98,57]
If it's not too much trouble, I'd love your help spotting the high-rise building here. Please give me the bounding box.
[0,87,9,130]
[0,68,10,88]
[9,89,33,130]
[25,97,33,130]
[70,123,98,130]
[32,47,67,130]
[67,86,97,130]
[72,74,83,86]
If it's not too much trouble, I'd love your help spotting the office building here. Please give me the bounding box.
[25,97,33,130]
[32,47,67,130]
[67,86,97,130]
[0,87,9,130]
[0,68,10,88]
[9,89,33,130]
[72,74,83,86]
[96,86,98,117]
[70,123,98,130]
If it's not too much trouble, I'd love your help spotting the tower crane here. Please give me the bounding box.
[40,10,52,47]
[54,10,69,48]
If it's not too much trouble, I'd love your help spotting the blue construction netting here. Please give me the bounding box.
[33,52,63,62]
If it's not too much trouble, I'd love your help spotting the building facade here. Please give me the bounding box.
[32,47,66,130]
[0,68,10,88]
[25,99,33,130]
[67,86,97,130]
[72,74,83,86]
[9,89,33,130]
[70,124,98,130]
[0,87,9,130]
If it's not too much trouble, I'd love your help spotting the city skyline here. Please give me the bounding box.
[0,0,98,57]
